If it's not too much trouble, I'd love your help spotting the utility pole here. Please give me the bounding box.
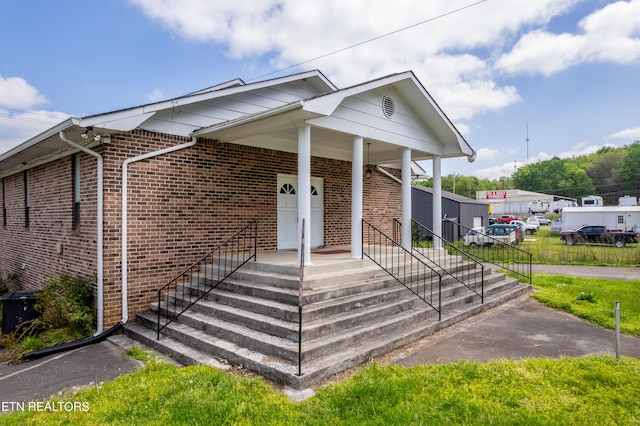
[526,122,529,165]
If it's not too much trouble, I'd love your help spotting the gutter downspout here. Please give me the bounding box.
[60,131,104,335]
[121,137,197,324]
[376,165,402,184]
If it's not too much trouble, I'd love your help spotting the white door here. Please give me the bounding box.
[277,175,323,249]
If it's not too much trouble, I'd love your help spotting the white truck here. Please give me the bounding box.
[526,200,549,214]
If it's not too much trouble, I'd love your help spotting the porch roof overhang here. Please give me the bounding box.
[0,70,336,177]
[0,112,154,176]
[193,71,475,165]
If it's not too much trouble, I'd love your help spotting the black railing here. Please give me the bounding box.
[297,219,305,377]
[156,220,258,339]
[405,219,484,303]
[362,219,442,320]
[446,221,532,284]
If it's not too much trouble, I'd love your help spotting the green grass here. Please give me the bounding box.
[520,228,640,266]
[3,357,640,425]
[4,272,640,425]
[531,274,640,337]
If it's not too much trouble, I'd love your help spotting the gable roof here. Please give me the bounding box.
[0,70,336,175]
[194,71,475,163]
[0,70,475,176]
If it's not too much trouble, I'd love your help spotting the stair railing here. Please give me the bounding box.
[362,219,442,320]
[404,219,485,303]
[446,221,532,285]
[156,220,258,339]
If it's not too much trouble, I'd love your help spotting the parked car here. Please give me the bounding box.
[463,227,492,246]
[514,218,539,235]
[497,215,521,224]
[485,224,517,245]
[560,225,638,248]
[511,221,525,243]
[535,216,551,226]
[488,217,498,225]
[550,219,562,232]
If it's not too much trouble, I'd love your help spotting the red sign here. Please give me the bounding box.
[486,190,506,200]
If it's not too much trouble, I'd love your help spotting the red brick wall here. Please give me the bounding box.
[364,167,403,236]
[0,155,98,293]
[1,129,402,326]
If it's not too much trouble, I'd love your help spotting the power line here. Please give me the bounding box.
[248,0,489,82]
[0,107,66,125]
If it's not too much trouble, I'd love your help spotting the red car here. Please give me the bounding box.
[497,215,522,224]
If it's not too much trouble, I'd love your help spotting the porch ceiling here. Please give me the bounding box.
[193,108,437,164]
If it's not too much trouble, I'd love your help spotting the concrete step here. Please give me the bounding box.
[127,280,532,389]
[128,248,533,390]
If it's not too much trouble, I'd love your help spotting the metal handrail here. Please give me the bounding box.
[407,219,484,303]
[362,219,442,320]
[445,220,532,284]
[297,219,305,377]
[156,220,258,339]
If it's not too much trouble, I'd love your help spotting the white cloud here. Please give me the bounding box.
[147,88,164,103]
[475,147,500,161]
[128,0,577,124]
[0,108,70,154]
[0,75,48,109]
[0,75,70,154]
[608,127,640,140]
[496,0,640,76]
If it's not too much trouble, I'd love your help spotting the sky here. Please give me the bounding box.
[1,0,640,179]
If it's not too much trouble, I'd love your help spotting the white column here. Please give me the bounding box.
[432,155,443,250]
[402,148,412,251]
[298,125,312,265]
[351,136,364,258]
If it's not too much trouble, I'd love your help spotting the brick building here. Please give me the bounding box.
[0,70,476,332]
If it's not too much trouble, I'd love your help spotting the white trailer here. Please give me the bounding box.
[560,206,640,232]
[551,199,578,213]
[582,195,603,207]
[619,196,638,206]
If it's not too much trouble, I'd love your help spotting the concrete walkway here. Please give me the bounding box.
[0,338,142,408]
[392,295,640,366]
[391,264,640,366]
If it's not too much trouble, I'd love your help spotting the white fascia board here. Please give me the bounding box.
[186,78,246,96]
[0,117,77,162]
[306,115,444,155]
[399,76,475,157]
[79,70,334,133]
[303,72,411,115]
[81,111,157,132]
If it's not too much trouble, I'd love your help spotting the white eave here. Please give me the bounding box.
[0,70,336,176]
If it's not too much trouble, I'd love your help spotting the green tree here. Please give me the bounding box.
[621,141,640,197]
[512,157,594,197]
[586,150,624,204]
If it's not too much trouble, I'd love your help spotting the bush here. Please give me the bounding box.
[34,274,95,336]
[0,272,17,295]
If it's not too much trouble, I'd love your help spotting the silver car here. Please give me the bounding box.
[551,219,562,232]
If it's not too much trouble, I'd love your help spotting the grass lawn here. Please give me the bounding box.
[4,272,640,425]
[520,228,640,266]
[531,275,640,337]
[3,356,640,425]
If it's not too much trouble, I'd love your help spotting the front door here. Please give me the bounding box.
[277,175,324,249]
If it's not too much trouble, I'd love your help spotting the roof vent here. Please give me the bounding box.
[382,95,395,118]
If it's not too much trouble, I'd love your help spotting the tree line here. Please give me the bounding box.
[415,141,640,204]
